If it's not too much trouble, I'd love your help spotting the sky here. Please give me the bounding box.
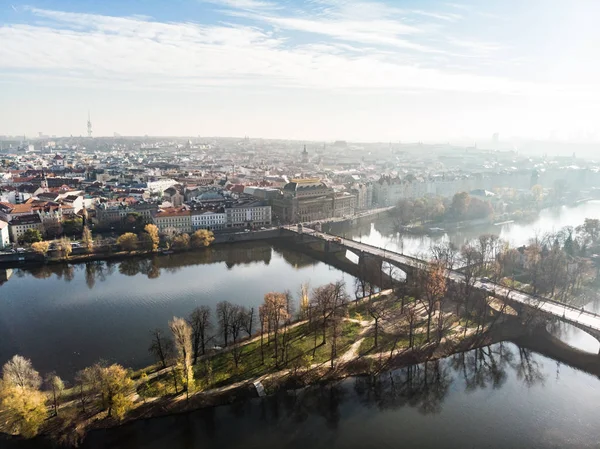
[1,0,600,142]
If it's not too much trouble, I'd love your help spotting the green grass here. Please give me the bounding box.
[189,320,363,391]
[358,331,427,356]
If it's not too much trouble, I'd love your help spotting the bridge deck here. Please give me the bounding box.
[285,227,600,337]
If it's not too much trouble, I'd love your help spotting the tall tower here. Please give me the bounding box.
[87,111,93,138]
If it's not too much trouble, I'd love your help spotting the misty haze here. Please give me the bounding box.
[1,1,600,448]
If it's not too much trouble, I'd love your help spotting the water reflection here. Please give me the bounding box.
[354,360,452,414]
[0,242,354,379]
[81,343,600,449]
[338,200,600,258]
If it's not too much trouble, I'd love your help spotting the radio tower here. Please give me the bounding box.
[87,111,93,138]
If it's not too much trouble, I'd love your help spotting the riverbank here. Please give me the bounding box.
[1,287,531,447]
[0,228,284,270]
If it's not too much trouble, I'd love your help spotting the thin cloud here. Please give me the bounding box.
[202,0,281,10]
[0,6,578,99]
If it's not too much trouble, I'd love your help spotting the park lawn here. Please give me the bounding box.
[348,296,416,320]
[196,320,362,389]
[358,331,428,356]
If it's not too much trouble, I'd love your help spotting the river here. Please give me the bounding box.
[1,203,600,447]
[82,342,600,449]
[0,243,354,380]
[337,200,600,353]
[1,202,600,376]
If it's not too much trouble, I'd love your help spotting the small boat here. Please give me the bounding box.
[162,250,174,255]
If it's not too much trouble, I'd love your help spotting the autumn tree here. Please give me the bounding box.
[299,282,310,319]
[116,232,138,252]
[524,241,542,295]
[149,329,175,369]
[418,263,447,342]
[82,225,94,252]
[262,292,290,367]
[0,383,47,438]
[188,306,213,363]
[577,218,600,250]
[55,236,72,260]
[144,224,160,252]
[97,364,134,419]
[31,241,49,257]
[1,355,46,438]
[169,317,194,399]
[449,192,471,220]
[172,233,191,250]
[191,229,215,248]
[43,372,64,417]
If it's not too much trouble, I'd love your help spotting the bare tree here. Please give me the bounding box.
[262,292,289,367]
[75,366,99,413]
[230,305,245,368]
[149,329,175,369]
[430,241,459,271]
[366,297,387,348]
[169,317,194,400]
[241,306,255,337]
[258,304,267,364]
[311,281,349,368]
[188,306,213,364]
[216,301,235,346]
[2,355,42,390]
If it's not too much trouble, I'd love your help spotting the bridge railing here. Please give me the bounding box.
[297,228,600,329]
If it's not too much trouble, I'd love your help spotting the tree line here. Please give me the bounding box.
[394,192,495,228]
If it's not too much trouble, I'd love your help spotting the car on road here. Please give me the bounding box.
[480,277,490,283]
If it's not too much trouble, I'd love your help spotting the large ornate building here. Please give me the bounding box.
[272,179,355,224]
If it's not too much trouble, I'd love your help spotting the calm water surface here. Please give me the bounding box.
[2,205,600,448]
[0,243,353,379]
[342,200,600,353]
[83,343,600,449]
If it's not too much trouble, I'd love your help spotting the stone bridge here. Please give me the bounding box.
[281,226,600,345]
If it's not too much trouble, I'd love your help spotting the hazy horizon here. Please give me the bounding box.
[2,0,600,143]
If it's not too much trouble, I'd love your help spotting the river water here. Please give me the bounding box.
[1,202,599,376]
[2,203,600,448]
[339,200,600,353]
[83,342,600,449]
[0,243,354,379]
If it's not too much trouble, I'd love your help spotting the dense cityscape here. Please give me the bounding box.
[0,132,598,251]
[2,0,600,448]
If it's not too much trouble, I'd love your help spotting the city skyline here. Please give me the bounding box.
[1,0,600,142]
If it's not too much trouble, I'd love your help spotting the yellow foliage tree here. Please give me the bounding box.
[144,224,160,252]
[191,229,215,248]
[31,241,49,256]
[172,233,191,250]
[97,364,134,419]
[116,232,139,252]
[82,225,94,252]
[0,384,47,438]
[56,237,72,259]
